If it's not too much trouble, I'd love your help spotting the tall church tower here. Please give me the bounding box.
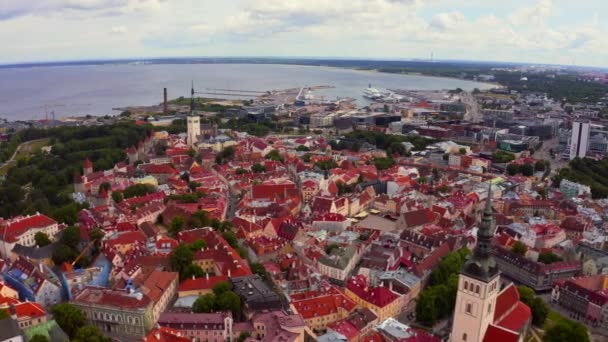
[187,81,200,147]
[187,115,200,147]
[451,185,500,342]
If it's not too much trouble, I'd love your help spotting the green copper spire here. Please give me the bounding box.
[461,184,499,282]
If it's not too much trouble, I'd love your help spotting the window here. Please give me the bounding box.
[465,303,472,314]
[475,285,480,294]
[463,333,468,341]
[488,303,492,314]
[464,281,468,290]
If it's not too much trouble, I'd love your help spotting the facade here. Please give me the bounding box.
[344,275,401,322]
[493,247,581,291]
[560,179,591,198]
[451,187,531,342]
[0,214,59,259]
[291,291,356,333]
[570,121,590,160]
[187,114,201,147]
[318,245,360,285]
[552,275,608,328]
[158,312,233,342]
[72,287,154,339]
[249,310,306,342]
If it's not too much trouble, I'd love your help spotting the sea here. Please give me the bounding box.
[0,63,494,120]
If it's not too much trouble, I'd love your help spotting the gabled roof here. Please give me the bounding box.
[482,324,519,342]
[402,209,436,228]
[0,214,57,243]
[493,283,531,333]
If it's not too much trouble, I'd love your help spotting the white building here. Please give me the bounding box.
[560,179,591,198]
[570,121,590,160]
[0,214,59,259]
[187,114,201,147]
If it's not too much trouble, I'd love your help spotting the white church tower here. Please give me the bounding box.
[187,114,200,147]
[451,186,501,342]
[186,81,200,147]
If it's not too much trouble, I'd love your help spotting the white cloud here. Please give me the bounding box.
[1,0,608,67]
[110,25,127,34]
[0,0,165,20]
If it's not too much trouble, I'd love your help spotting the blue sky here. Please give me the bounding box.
[0,0,607,67]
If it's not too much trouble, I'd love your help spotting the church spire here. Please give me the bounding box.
[190,80,195,113]
[461,183,499,282]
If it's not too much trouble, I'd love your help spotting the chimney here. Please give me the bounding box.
[206,273,209,280]
[228,269,231,277]
[163,88,168,114]
[9,304,16,319]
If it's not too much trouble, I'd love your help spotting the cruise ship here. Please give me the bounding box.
[363,85,405,102]
[363,85,385,100]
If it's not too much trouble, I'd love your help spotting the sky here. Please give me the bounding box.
[1,0,607,67]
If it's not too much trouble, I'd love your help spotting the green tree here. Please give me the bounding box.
[212,281,231,296]
[373,157,394,170]
[492,150,515,163]
[192,294,216,313]
[29,335,50,342]
[325,243,340,254]
[181,264,205,281]
[517,286,548,326]
[35,232,51,247]
[222,231,238,248]
[188,181,201,192]
[89,228,105,252]
[544,319,590,342]
[73,325,110,342]
[52,245,78,265]
[250,262,267,279]
[61,226,81,249]
[51,303,86,338]
[169,216,184,236]
[296,145,309,152]
[521,163,534,176]
[237,332,251,342]
[534,160,547,172]
[251,163,266,173]
[538,252,563,264]
[418,176,428,184]
[216,291,241,317]
[511,241,528,256]
[459,147,467,155]
[265,150,284,162]
[122,183,156,199]
[191,210,210,228]
[0,309,9,319]
[170,243,194,276]
[506,163,520,176]
[188,239,207,251]
[111,191,123,203]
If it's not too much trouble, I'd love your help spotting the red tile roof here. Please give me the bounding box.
[494,283,520,322]
[482,325,519,342]
[145,327,191,342]
[402,209,436,228]
[495,301,531,332]
[346,275,399,308]
[292,293,356,319]
[178,275,229,292]
[0,214,57,243]
[73,286,152,309]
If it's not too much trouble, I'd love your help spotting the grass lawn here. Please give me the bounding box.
[14,138,50,161]
[0,138,50,175]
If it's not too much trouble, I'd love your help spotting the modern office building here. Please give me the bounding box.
[570,121,590,160]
